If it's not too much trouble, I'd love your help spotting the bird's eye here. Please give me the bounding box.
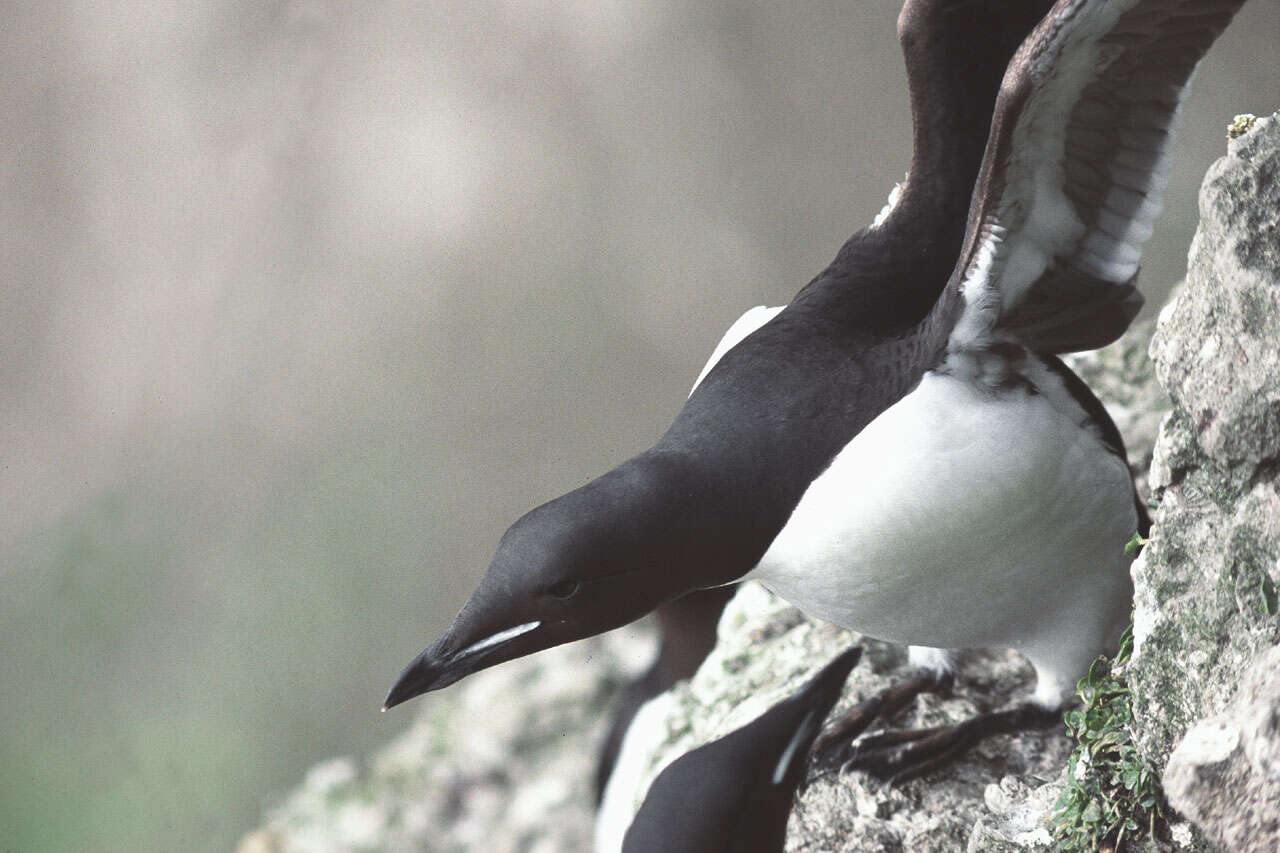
[545,579,582,600]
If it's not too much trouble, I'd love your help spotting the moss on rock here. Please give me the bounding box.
[1130,111,1280,775]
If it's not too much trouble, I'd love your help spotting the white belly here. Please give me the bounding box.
[747,364,1136,670]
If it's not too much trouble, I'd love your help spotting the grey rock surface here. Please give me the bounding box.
[1163,645,1280,852]
[965,771,1065,852]
[1129,111,1280,774]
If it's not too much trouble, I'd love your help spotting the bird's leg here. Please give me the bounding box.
[822,702,1062,784]
[808,668,952,775]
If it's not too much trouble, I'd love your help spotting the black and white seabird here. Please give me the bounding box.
[592,0,1059,801]
[618,647,862,853]
[384,0,1245,777]
[383,0,1050,710]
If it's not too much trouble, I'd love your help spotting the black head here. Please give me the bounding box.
[383,456,713,710]
[620,646,863,853]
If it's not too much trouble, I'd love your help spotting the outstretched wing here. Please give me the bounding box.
[947,0,1247,354]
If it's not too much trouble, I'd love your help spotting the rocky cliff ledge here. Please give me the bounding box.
[240,111,1279,853]
[1132,109,1280,852]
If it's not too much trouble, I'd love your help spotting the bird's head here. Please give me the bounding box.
[618,646,863,852]
[383,456,712,710]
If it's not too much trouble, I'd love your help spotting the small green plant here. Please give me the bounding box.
[1051,626,1166,851]
[1226,112,1257,139]
[1123,530,1148,556]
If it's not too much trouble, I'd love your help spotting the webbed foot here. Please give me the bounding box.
[810,673,1061,783]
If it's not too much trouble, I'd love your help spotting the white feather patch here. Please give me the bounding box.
[772,709,818,785]
[907,646,957,675]
[951,226,1005,349]
[871,176,907,229]
[689,305,786,395]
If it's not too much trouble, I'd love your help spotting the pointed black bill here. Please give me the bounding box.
[382,619,543,711]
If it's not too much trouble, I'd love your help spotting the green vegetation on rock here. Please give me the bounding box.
[1052,627,1166,852]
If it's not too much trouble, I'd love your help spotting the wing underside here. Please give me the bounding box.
[948,0,1246,354]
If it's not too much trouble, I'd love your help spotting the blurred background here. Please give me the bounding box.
[2,1,1275,849]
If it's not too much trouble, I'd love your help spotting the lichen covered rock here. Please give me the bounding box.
[966,772,1064,852]
[1163,645,1280,852]
[1129,111,1280,772]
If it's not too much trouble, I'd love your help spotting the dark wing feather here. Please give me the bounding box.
[944,0,1247,355]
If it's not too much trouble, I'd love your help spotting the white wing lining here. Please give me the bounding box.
[945,0,1244,354]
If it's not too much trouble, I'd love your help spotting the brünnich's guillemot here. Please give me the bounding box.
[592,0,1058,800]
[618,647,863,853]
[384,0,1247,781]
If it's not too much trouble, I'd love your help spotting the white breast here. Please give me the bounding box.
[747,356,1136,706]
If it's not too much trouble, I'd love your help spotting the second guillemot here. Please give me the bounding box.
[618,647,863,853]
[384,0,1247,778]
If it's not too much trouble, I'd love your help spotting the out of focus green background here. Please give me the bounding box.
[2,1,1276,849]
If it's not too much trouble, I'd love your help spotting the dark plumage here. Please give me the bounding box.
[620,647,862,853]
